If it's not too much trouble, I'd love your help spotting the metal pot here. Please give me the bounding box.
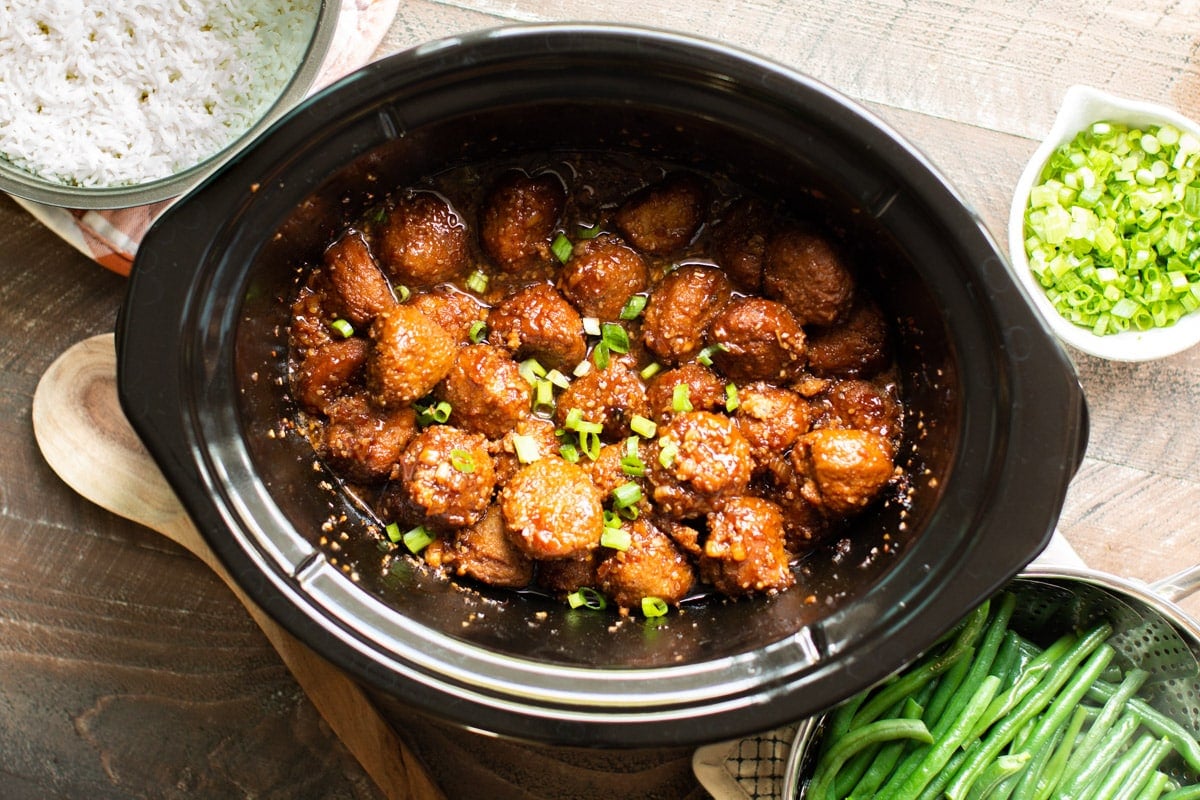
[115,24,1087,747]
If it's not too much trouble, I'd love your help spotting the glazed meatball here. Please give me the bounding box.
[293,336,368,413]
[751,455,831,552]
[734,383,811,464]
[323,230,397,327]
[320,394,416,483]
[488,283,587,371]
[705,297,806,383]
[596,520,695,610]
[816,379,904,454]
[387,425,495,532]
[554,359,650,440]
[500,458,604,560]
[409,286,487,345]
[537,552,599,595]
[367,305,456,408]
[377,191,469,286]
[490,417,561,486]
[613,172,707,255]
[641,265,733,365]
[435,344,531,439]
[700,497,794,596]
[587,441,650,499]
[805,300,893,378]
[649,411,753,519]
[557,233,649,319]
[711,197,771,293]
[792,428,894,516]
[645,363,727,425]
[440,506,534,589]
[479,170,566,274]
[763,225,856,326]
[290,283,335,353]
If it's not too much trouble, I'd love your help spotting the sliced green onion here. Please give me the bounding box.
[532,378,555,415]
[563,407,584,430]
[639,361,662,380]
[573,419,603,435]
[551,233,573,263]
[465,269,489,294]
[582,316,602,337]
[577,222,603,239]
[403,525,434,554]
[511,433,541,464]
[545,368,571,389]
[619,294,648,320]
[330,318,355,338]
[630,414,657,438]
[450,448,475,473]
[394,284,412,302]
[468,320,487,343]
[641,596,669,617]
[696,343,725,366]
[592,341,611,370]
[567,587,607,610]
[601,322,630,354]
[611,481,642,509]
[658,439,678,468]
[572,359,592,378]
[559,442,581,463]
[600,526,632,551]
[620,453,646,478]
[671,382,693,413]
[518,358,547,385]
[416,399,452,426]
[603,510,623,529]
[580,430,602,461]
[385,522,402,543]
[725,383,740,412]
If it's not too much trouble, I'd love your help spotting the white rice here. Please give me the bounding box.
[0,0,319,188]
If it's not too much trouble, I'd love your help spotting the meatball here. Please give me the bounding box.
[705,297,806,383]
[479,170,566,274]
[367,305,456,408]
[377,191,469,286]
[487,283,587,371]
[553,359,649,440]
[816,379,904,454]
[290,284,334,353]
[500,458,605,560]
[645,363,727,425]
[763,225,855,326]
[387,425,495,532]
[557,233,649,319]
[293,336,368,413]
[751,455,831,552]
[323,230,396,327]
[700,497,794,596]
[734,383,811,464]
[435,344,531,439]
[537,552,599,595]
[805,300,893,378]
[490,417,561,486]
[649,411,753,519]
[409,286,487,345]
[641,265,733,365]
[440,506,534,588]
[596,520,695,610]
[587,441,650,500]
[613,172,707,255]
[792,428,894,516]
[319,394,416,483]
[711,197,771,293]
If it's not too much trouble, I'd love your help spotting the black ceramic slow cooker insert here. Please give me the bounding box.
[116,24,1088,747]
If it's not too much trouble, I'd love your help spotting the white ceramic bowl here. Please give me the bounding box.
[1008,84,1200,361]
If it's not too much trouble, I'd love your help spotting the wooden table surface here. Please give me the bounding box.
[3,2,1199,798]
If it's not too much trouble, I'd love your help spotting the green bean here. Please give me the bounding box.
[923,646,975,729]
[1008,643,1116,800]
[820,692,869,759]
[1088,734,1160,799]
[806,718,933,800]
[882,675,1002,800]
[932,594,1015,728]
[835,697,913,797]
[846,697,927,799]
[913,742,974,800]
[1060,667,1148,786]
[943,623,1113,800]
[990,630,1022,683]
[1113,738,1174,800]
[1161,786,1200,800]
[1134,772,1172,800]
[1085,680,1200,774]
[964,753,1032,800]
[1033,705,1088,800]
[1055,712,1140,800]
[852,601,991,729]
[971,634,1076,739]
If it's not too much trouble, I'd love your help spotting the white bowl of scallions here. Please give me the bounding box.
[1008,84,1200,361]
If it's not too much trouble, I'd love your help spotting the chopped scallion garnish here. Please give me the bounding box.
[563,407,584,430]
[611,481,642,509]
[329,318,355,338]
[580,430,602,461]
[641,596,669,617]
[592,341,611,370]
[468,320,487,343]
[696,343,725,366]
[544,368,571,389]
[450,448,475,473]
[416,399,452,426]
[600,526,632,551]
[671,382,693,413]
[532,378,555,415]
[630,414,657,438]
[511,433,541,464]
[403,525,433,554]
[577,222,603,239]
[639,362,662,380]
[551,233,574,263]
[725,383,740,412]
[658,439,678,469]
[619,294,648,320]
[582,316,602,336]
[466,269,489,294]
[567,587,607,610]
[394,284,411,302]
[385,522,402,543]
[601,322,630,354]
[518,358,547,385]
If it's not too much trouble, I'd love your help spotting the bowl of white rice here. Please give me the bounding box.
[0,0,338,209]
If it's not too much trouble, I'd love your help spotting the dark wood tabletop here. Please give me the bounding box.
[3,2,1200,799]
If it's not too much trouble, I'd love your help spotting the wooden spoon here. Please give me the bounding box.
[32,333,446,800]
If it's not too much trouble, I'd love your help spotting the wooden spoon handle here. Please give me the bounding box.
[33,333,445,800]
